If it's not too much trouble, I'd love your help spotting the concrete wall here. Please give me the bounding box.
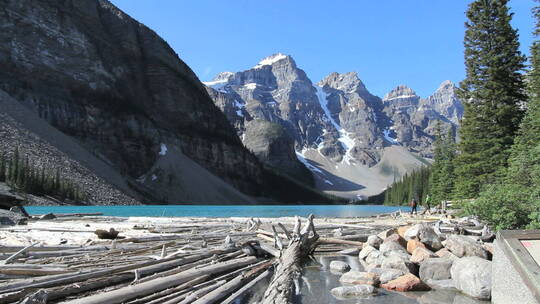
[493,239,538,304]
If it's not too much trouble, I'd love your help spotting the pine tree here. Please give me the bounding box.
[430,124,457,205]
[454,0,527,199]
[0,153,5,182]
[383,167,431,206]
[9,148,20,185]
[506,2,540,188]
[466,2,540,230]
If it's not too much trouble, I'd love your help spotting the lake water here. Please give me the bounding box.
[25,205,408,218]
[238,255,485,304]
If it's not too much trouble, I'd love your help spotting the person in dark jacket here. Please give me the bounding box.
[410,198,418,215]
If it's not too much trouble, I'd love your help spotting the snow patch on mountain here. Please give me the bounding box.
[383,129,399,144]
[315,86,356,164]
[234,100,245,117]
[253,53,288,69]
[244,83,257,90]
[296,149,324,174]
[202,79,228,92]
[385,95,417,101]
[159,143,168,156]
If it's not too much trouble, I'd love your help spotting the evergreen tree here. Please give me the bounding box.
[466,2,540,230]
[383,167,431,206]
[454,0,527,199]
[9,148,20,185]
[506,2,540,188]
[0,148,86,202]
[429,124,457,205]
[0,153,5,182]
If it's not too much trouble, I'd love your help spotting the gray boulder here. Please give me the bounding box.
[404,224,422,240]
[331,285,376,298]
[365,250,382,266]
[330,260,350,272]
[381,254,418,275]
[419,258,453,281]
[379,268,405,284]
[410,247,437,264]
[435,248,460,260]
[377,228,397,240]
[445,235,488,259]
[366,235,383,249]
[451,256,492,300]
[379,241,407,255]
[358,245,377,260]
[425,279,456,290]
[404,223,442,250]
[339,271,380,286]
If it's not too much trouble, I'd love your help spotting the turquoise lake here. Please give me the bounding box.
[25,205,408,218]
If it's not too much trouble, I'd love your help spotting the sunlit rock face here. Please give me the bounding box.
[207,53,462,198]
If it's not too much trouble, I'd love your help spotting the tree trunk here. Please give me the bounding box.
[261,215,319,304]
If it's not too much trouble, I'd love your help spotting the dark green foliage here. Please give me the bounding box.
[506,4,540,189]
[454,0,527,199]
[466,2,540,230]
[0,153,6,183]
[0,148,85,202]
[381,166,431,206]
[465,183,535,230]
[429,124,457,205]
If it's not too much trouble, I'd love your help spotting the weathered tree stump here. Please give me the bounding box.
[94,228,122,240]
[261,214,319,304]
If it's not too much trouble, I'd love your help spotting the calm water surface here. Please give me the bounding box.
[238,255,486,304]
[25,205,408,218]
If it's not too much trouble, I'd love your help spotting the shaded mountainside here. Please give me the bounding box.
[0,0,334,204]
[0,89,139,205]
[206,53,461,199]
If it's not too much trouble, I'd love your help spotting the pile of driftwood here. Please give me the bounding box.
[434,216,495,242]
[0,215,377,304]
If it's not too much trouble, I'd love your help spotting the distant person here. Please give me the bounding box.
[422,195,431,215]
[410,198,418,215]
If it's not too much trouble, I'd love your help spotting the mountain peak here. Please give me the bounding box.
[213,71,234,82]
[318,71,368,93]
[383,85,418,101]
[203,71,234,89]
[436,80,455,91]
[253,53,293,69]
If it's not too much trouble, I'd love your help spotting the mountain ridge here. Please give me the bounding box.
[0,1,336,204]
[205,53,462,199]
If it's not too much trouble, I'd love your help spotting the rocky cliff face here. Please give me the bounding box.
[0,90,139,205]
[206,54,462,199]
[421,80,464,125]
[0,0,329,203]
[206,54,339,184]
[206,54,336,149]
[317,72,385,166]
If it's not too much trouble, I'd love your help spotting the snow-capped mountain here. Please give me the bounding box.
[205,53,461,199]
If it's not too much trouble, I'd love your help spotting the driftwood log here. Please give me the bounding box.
[261,215,319,304]
[61,256,260,304]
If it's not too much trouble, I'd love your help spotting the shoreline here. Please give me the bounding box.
[0,212,441,247]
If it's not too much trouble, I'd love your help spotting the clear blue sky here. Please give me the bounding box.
[109,0,536,97]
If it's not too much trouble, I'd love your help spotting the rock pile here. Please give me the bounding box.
[330,219,493,300]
